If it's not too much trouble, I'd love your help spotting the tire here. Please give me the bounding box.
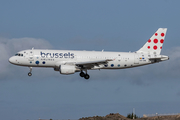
[84,74,90,80]
[28,72,32,76]
[80,72,85,77]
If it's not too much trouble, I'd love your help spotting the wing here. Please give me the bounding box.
[76,59,113,65]
[75,59,113,69]
[64,59,113,70]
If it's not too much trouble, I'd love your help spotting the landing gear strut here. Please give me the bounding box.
[28,67,32,76]
[79,70,90,80]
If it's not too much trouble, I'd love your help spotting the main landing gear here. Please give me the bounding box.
[28,67,32,76]
[79,70,90,80]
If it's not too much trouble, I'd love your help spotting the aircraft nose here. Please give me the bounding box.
[9,57,15,64]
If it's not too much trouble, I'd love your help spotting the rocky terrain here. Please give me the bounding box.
[79,113,180,120]
[138,115,180,120]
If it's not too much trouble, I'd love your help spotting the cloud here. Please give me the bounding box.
[0,37,52,80]
[157,47,180,78]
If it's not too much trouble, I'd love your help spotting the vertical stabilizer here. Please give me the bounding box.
[137,28,167,55]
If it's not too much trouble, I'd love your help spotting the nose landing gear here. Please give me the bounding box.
[28,67,32,76]
[28,72,32,76]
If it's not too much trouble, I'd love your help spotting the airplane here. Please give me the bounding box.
[9,28,169,80]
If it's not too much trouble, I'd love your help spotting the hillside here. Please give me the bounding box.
[79,113,130,120]
[79,113,180,120]
[138,115,180,120]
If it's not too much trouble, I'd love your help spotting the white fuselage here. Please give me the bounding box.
[9,49,164,70]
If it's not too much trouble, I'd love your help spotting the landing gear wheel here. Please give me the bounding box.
[84,74,90,80]
[80,72,85,77]
[28,72,32,76]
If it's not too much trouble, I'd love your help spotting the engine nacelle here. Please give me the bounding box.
[60,65,76,75]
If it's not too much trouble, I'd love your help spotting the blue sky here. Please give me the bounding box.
[1,0,180,120]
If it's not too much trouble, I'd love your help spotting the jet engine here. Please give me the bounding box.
[60,65,77,75]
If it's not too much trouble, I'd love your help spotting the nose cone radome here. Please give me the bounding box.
[9,57,15,64]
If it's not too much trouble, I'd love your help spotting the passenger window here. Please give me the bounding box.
[21,54,23,56]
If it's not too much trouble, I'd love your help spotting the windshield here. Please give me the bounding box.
[15,53,23,57]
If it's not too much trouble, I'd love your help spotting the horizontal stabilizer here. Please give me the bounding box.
[149,55,169,62]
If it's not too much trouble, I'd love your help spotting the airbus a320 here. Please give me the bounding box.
[9,28,169,79]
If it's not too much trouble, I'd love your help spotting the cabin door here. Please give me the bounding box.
[134,54,139,64]
[28,50,34,61]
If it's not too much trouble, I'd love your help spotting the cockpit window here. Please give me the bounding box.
[15,53,23,57]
